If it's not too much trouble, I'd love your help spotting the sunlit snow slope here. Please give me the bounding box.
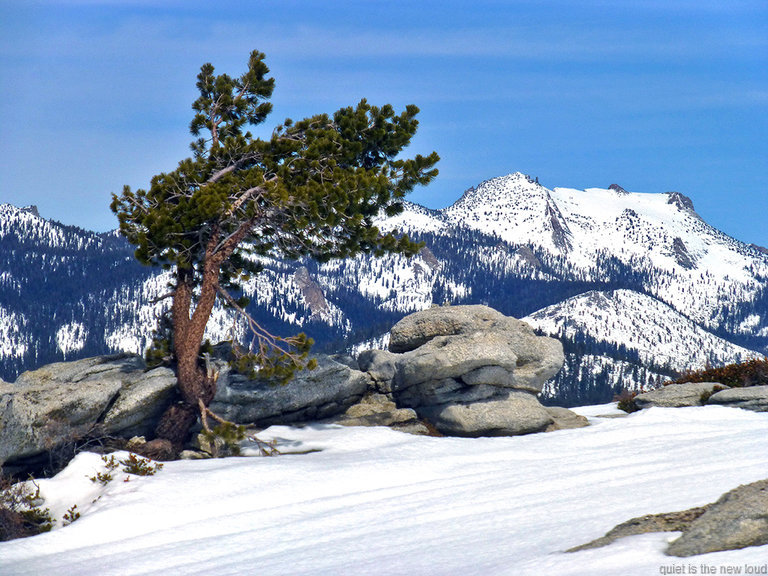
[525,289,760,372]
[2,406,768,576]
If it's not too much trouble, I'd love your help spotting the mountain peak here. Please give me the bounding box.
[0,202,107,252]
[608,184,629,195]
[666,191,696,213]
[22,205,40,218]
[444,172,568,252]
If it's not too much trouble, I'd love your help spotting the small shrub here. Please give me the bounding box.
[89,453,162,485]
[420,419,444,437]
[673,358,768,388]
[200,422,248,458]
[700,384,728,405]
[119,454,163,477]
[614,389,640,413]
[89,455,120,485]
[62,505,80,526]
[0,474,54,541]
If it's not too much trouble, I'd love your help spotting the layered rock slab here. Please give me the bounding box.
[210,354,369,426]
[372,305,567,437]
[569,478,768,557]
[707,385,768,412]
[0,355,177,465]
[418,390,555,437]
[634,382,727,409]
[667,478,768,557]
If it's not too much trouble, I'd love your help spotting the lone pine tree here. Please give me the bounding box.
[111,50,439,449]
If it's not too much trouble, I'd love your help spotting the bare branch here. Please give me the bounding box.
[224,184,266,219]
[150,292,175,304]
[206,150,262,185]
[198,398,212,433]
[216,285,307,368]
[197,398,279,456]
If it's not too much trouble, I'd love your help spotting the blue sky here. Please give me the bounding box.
[1,0,766,245]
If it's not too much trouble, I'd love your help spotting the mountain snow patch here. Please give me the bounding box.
[0,305,27,360]
[525,289,760,372]
[56,322,88,359]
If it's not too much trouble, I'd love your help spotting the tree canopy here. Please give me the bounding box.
[110,49,439,450]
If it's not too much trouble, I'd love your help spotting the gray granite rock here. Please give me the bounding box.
[667,478,768,557]
[417,390,554,437]
[395,379,504,409]
[567,507,709,553]
[210,354,370,426]
[389,304,509,353]
[395,331,521,388]
[707,385,768,412]
[391,308,563,396]
[0,355,175,465]
[100,366,178,437]
[545,406,590,431]
[333,393,430,435]
[359,305,565,438]
[567,478,768,558]
[357,349,399,394]
[634,382,728,409]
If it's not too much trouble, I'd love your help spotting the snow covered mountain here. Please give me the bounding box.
[526,289,759,371]
[524,289,761,402]
[3,172,768,405]
[443,174,768,336]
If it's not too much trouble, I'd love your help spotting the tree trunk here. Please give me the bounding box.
[153,224,252,452]
[154,261,222,449]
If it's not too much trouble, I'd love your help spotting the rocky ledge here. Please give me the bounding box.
[0,305,587,471]
[569,479,768,557]
[634,382,768,412]
[360,305,573,436]
[0,355,177,468]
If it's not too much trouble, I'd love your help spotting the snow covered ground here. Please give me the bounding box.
[2,404,768,576]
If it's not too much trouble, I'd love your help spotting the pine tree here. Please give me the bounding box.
[111,50,439,449]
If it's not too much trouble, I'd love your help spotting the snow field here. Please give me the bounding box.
[2,405,768,575]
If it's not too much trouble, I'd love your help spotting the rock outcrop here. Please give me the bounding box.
[332,392,430,435]
[569,479,768,557]
[357,349,398,395]
[417,391,554,437]
[0,305,572,466]
[633,382,727,409]
[667,478,768,557]
[1,352,373,467]
[567,507,709,553]
[545,406,590,431]
[368,305,567,437]
[293,266,330,319]
[633,381,768,415]
[0,355,177,466]
[209,354,369,426]
[707,385,768,412]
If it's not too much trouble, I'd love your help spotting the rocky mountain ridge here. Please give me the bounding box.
[2,172,768,404]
